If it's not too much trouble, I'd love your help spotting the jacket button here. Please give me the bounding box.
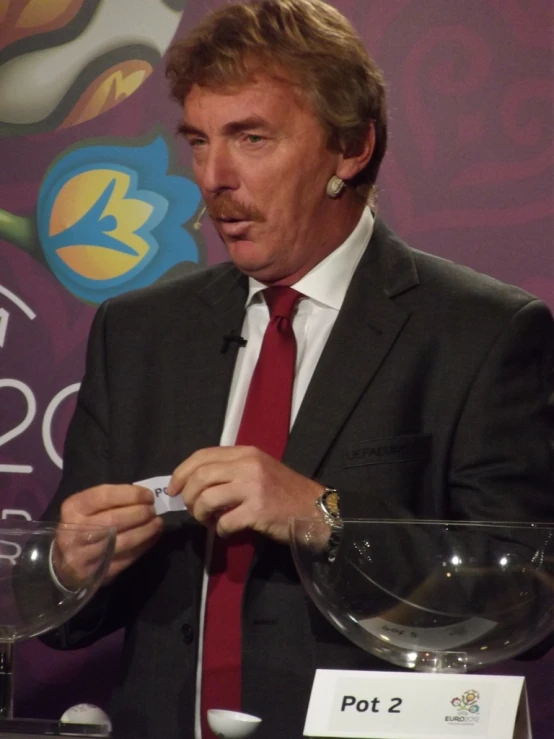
[181,623,194,644]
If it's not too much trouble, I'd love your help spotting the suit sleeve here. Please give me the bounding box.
[451,298,554,660]
[46,301,111,507]
[40,300,136,649]
[325,299,554,659]
[448,298,554,522]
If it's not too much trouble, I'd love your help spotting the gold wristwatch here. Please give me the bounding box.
[315,487,342,561]
[315,487,341,525]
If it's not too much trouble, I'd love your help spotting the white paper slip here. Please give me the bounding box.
[358,615,497,651]
[134,475,186,514]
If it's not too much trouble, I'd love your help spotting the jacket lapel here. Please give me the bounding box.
[171,265,248,462]
[170,220,420,478]
[283,220,420,478]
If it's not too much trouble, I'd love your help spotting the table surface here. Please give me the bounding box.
[0,718,110,737]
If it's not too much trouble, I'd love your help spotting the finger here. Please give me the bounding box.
[215,504,254,539]
[180,460,245,511]
[61,485,154,520]
[113,515,164,557]
[168,446,257,496]
[189,482,243,525]
[105,519,164,583]
[54,505,159,582]
[168,448,222,494]
[61,517,164,588]
[86,503,158,535]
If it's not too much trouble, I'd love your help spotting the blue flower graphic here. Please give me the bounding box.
[36,134,202,303]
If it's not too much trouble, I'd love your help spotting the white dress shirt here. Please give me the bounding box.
[195,206,374,737]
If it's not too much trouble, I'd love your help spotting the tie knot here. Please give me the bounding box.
[264,286,301,319]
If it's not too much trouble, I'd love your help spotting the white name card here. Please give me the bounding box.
[303,670,531,739]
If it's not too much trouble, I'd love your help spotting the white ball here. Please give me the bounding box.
[60,703,112,731]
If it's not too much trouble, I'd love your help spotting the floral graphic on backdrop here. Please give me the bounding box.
[0,0,91,47]
[0,132,204,303]
[0,0,186,135]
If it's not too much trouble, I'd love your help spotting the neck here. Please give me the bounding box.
[263,193,367,287]
[330,191,367,247]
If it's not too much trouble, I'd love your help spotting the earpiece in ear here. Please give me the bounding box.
[326,175,346,199]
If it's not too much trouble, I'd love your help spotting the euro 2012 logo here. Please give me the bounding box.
[452,689,479,713]
[446,689,480,724]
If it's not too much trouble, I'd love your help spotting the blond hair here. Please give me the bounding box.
[166,0,387,203]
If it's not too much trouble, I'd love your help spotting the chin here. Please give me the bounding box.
[227,241,271,274]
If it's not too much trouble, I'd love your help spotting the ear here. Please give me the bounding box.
[335,123,375,182]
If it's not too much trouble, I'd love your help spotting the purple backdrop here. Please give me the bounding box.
[0,0,552,734]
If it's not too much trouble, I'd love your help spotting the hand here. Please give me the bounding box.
[54,485,164,587]
[167,446,324,545]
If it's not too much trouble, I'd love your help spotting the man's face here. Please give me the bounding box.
[181,74,350,284]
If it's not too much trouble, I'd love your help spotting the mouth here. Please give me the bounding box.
[216,217,254,237]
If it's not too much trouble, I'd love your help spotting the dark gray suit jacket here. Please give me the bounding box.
[41,220,554,738]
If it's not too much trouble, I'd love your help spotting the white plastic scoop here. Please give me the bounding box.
[207,709,262,738]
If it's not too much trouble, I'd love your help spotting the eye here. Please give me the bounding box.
[242,133,265,145]
[187,136,207,148]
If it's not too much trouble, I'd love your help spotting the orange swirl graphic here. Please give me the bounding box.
[0,0,84,51]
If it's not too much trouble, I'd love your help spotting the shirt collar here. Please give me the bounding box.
[245,206,374,310]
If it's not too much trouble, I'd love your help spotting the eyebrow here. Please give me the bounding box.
[176,115,272,138]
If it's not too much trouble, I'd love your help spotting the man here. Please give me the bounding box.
[41,1,554,738]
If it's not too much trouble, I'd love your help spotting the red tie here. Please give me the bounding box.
[201,287,301,736]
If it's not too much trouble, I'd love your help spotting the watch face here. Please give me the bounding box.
[323,489,340,517]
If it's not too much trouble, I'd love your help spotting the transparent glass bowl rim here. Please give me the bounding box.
[0,520,116,535]
[288,517,554,531]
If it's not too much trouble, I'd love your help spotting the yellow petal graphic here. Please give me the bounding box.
[62,61,152,129]
[49,168,155,279]
[56,245,144,280]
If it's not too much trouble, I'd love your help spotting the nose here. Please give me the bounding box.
[196,140,239,195]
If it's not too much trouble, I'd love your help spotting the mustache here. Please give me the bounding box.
[208,194,265,223]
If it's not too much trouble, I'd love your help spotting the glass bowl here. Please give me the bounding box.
[289,518,554,672]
